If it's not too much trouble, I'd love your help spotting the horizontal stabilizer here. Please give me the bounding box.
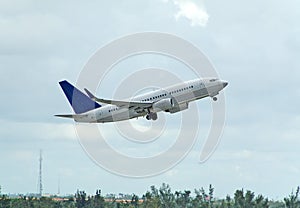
[55,114,76,118]
[55,114,89,120]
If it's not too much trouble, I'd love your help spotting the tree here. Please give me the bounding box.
[159,183,175,208]
[193,185,214,208]
[174,190,192,207]
[142,186,160,208]
[75,190,87,208]
[234,189,245,208]
[0,194,10,208]
[208,184,214,206]
[233,189,270,208]
[244,190,255,207]
[284,186,300,208]
[131,194,139,208]
[225,195,232,208]
[254,194,269,208]
[93,189,105,208]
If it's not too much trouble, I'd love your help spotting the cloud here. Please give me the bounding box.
[0,13,68,54]
[0,120,77,142]
[165,0,209,27]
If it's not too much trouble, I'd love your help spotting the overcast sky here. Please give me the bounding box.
[0,0,300,199]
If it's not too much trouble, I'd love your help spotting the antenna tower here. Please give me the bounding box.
[38,149,43,197]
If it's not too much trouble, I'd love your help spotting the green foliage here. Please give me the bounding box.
[192,184,214,207]
[158,183,176,207]
[0,184,300,208]
[75,190,87,208]
[284,186,300,208]
[131,194,139,208]
[0,194,10,208]
[232,189,269,208]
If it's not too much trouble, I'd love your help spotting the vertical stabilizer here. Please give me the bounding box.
[59,80,101,114]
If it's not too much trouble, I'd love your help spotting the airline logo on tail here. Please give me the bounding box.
[59,80,101,114]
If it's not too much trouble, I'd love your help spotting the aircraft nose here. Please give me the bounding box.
[223,81,228,88]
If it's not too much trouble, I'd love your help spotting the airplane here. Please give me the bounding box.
[56,78,228,123]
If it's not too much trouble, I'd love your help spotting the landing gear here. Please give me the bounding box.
[151,113,158,120]
[146,112,158,120]
[213,97,217,101]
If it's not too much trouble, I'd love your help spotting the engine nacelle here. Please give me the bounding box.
[167,102,189,114]
[152,98,174,112]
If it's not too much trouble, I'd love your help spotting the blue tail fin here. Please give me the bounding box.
[59,80,101,114]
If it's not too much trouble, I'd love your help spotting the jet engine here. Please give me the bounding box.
[166,102,189,114]
[152,98,189,114]
[152,98,174,112]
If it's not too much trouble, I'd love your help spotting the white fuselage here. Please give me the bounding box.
[73,78,227,123]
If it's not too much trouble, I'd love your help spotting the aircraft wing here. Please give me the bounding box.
[84,88,153,109]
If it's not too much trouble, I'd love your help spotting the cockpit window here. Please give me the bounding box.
[209,78,218,82]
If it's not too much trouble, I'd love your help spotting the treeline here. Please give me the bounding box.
[0,183,300,208]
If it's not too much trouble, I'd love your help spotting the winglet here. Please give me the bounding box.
[59,80,101,114]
